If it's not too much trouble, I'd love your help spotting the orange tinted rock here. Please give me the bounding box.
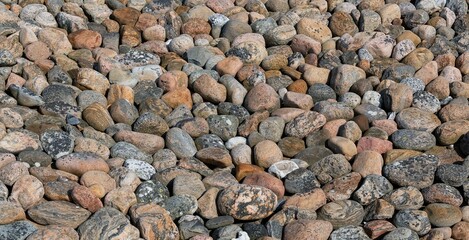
[68,30,102,50]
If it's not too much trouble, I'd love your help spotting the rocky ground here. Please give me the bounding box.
[0,0,469,239]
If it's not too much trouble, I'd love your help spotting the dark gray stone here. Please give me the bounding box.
[135,180,170,204]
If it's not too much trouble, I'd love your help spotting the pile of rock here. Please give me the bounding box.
[0,0,468,239]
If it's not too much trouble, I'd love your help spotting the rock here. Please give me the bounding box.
[0,131,40,154]
[424,203,462,227]
[56,153,109,176]
[254,140,283,168]
[71,185,103,213]
[352,151,383,177]
[196,147,232,168]
[283,220,333,240]
[383,154,438,189]
[422,183,463,206]
[24,225,79,240]
[162,194,198,219]
[0,221,37,240]
[385,186,424,210]
[78,207,140,240]
[393,209,431,236]
[28,201,91,229]
[396,107,441,132]
[317,200,365,229]
[243,171,285,198]
[383,228,419,240]
[123,159,156,181]
[364,220,396,239]
[391,129,436,151]
[452,221,469,240]
[9,175,44,209]
[0,161,29,186]
[40,130,74,160]
[285,111,327,138]
[296,18,332,43]
[268,160,299,179]
[322,172,362,201]
[436,164,469,187]
[166,127,197,158]
[435,120,469,145]
[0,202,25,225]
[330,226,371,240]
[354,174,393,205]
[327,136,357,160]
[217,184,277,220]
[329,65,366,95]
[135,180,169,204]
[309,154,352,184]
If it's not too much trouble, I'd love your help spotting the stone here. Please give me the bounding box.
[254,140,283,168]
[285,111,327,139]
[317,200,365,230]
[0,221,37,240]
[123,159,156,180]
[352,151,383,177]
[383,154,438,189]
[78,207,140,240]
[396,107,441,132]
[28,201,91,229]
[353,174,393,205]
[424,203,462,227]
[435,120,469,145]
[0,131,40,154]
[383,228,419,240]
[393,209,431,236]
[166,127,197,158]
[9,175,44,209]
[217,184,277,220]
[135,180,169,204]
[330,226,371,240]
[243,171,285,198]
[422,183,463,206]
[0,161,29,186]
[283,220,333,240]
[110,142,152,163]
[296,18,332,43]
[327,136,357,160]
[385,186,424,210]
[322,172,361,201]
[71,185,103,213]
[56,153,109,176]
[391,129,436,151]
[309,154,352,184]
[0,201,26,225]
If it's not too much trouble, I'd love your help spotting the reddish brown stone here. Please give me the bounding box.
[68,30,102,50]
[243,171,285,199]
[71,185,103,213]
[364,220,396,239]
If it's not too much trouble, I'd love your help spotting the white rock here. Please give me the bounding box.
[362,91,382,107]
[225,137,247,150]
[268,160,299,179]
[124,159,156,180]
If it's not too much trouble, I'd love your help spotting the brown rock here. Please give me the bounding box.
[0,161,29,186]
[9,175,44,209]
[0,202,25,224]
[26,225,79,240]
[421,183,463,207]
[426,77,450,100]
[71,185,103,213]
[285,111,327,139]
[74,137,110,160]
[382,83,413,112]
[129,203,180,239]
[217,184,277,220]
[120,25,141,47]
[235,163,264,181]
[68,30,102,50]
[402,48,434,70]
[384,149,422,164]
[28,201,91,228]
[364,220,396,239]
[161,88,193,109]
[76,68,110,95]
[284,188,327,212]
[352,151,384,177]
[80,170,116,196]
[254,140,283,168]
[238,111,270,137]
[44,181,80,201]
[243,171,284,199]
[107,84,134,105]
[452,221,469,240]
[193,74,227,104]
[196,147,232,168]
[435,120,469,145]
[283,220,333,240]
[438,104,469,122]
[244,83,280,113]
[197,187,220,219]
[296,18,332,43]
[216,56,244,76]
[112,7,140,25]
[356,136,393,154]
[282,91,314,110]
[425,203,462,227]
[56,153,110,176]
[113,130,165,155]
[323,172,362,201]
[179,117,209,138]
[104,186,137,214]
[24,41,51,61]
[329,11,358,36]
[83,102,114,132]
[415,61,438,85]
[0,131,41,154]
[327,136,357,160]
[371,119,398,135]
[181,18,211,37]
[290,34,321,56]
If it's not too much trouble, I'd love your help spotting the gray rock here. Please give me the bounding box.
[205,216,235,230]
[133,112,169,136]
[0,49,16,67]
[384,154,438,189]
[166,128,198,158]
[41,84,77,106]
[211,224,242,240]
[195,134,225,150]
[135,180,169,204]
[206,115,239,141]
[217,102,250,123]
[163,194,198,220]
[317,200,365,230]
[123,159,156,180]
[0,220,37,240]
[401,78,425,93]
[354,103,388,122]
[309,154,352,184]
[251,18,277,35]
[384,186,424,210]
[391,129,436,151]
[284,168,321,194]
[330,226,371,240]
[186,46,217,67]
[82,3,112,24]
[383,227,419,240]
[111,142,153,163]
[8,84,44,107]
[393,210,431,236]
[18,150,52,167]
[412,91,440,113]
[19,4,47,21]
[178,215,209,239]
[359,9,381,32]
[0,180,8,201]
[353,174,394,205]
[77,90,107,110]
[258,117,285,142]
[404,9,429,28]
[78,207,140,239]
[308,83,336,103]
[40,130,74,160]
[436,164,469,187]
